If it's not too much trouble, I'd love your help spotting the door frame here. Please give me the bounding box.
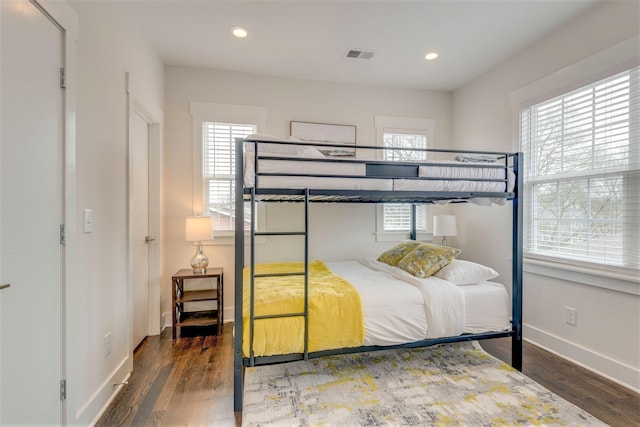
[39,1,77,424]
[126,72,163,350]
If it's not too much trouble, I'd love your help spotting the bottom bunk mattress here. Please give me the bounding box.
[242,259,511,357]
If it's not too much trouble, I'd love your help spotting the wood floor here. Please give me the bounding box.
[97,324,639,426]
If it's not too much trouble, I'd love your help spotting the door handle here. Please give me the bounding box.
[144,236,155,244]
[0,284,10,291]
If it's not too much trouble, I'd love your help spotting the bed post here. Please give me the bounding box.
[511,152,524,371]
[410,204,417,240]
[234,137,245,411]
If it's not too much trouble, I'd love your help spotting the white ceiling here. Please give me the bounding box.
[114,0,601,91]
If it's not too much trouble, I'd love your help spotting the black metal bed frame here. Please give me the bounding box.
[233,137,524,411]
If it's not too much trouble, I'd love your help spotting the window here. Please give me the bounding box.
[520,66,639,271]
[203,122,255,231]
[190,102,267,237]
[374,116,435,240]
[382,131,427,232]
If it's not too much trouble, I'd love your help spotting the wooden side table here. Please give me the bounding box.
[172,267,223,339]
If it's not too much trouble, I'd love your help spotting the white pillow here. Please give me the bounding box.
[433,259,498,285]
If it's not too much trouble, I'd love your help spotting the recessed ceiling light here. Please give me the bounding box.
[424,52,439,61]
[231,27,249,38]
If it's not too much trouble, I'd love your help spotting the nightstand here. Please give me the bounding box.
[172,267,223,339]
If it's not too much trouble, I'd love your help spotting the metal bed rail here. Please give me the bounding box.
[244,330,515,367]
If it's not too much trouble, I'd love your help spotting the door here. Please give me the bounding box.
[132,111,150,349]
[1,0,64,424]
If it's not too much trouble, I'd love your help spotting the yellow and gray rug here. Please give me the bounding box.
[242,341,605,426]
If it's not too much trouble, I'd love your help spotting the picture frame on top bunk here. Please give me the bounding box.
[290,120,357,158]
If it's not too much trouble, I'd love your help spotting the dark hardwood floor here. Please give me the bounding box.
[96,324,238,427]
[97,325,639,426]
[480,339,640,426]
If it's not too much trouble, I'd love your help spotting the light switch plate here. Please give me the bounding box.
[83,208,93,233]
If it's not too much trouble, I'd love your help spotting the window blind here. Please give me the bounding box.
[520,66,640,271]
[203,122,256,231]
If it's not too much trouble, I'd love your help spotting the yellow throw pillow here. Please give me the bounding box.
[377,240,423,266]
[396,243,461,278]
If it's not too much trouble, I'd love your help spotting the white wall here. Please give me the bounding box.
[68,2,164,424]
[452,0,640,391]
[163,66,451,325]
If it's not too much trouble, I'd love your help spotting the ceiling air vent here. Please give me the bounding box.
[345,49,375,60]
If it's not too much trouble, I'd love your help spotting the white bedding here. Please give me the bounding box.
[326,260,429,346]
[243,142,514,197]
[395,162,515,193]
[325,259,510,347]
[462,281,511,333]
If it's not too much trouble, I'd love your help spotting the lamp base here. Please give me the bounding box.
[441,237,448,246]
[190,243,209,274]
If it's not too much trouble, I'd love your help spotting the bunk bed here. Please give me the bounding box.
[233,135,523,411]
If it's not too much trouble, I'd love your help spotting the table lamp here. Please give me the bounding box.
[185,216,213,274]
[433,215,457,246]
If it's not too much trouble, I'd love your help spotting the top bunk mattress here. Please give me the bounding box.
[242,138,517,201]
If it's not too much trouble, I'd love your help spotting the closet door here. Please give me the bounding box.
[132,110,150,349]
[1,0,64,424]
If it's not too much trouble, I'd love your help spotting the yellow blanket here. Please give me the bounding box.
[243,261,364,357]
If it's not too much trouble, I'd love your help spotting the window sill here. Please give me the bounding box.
[523,256,639,296]
[197,232,265,246]
[375,231,433,243]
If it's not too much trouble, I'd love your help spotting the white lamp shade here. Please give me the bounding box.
[185,216,213,242]
[433,215,457,237]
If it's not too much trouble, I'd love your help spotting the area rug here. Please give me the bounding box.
[242,341,606,426]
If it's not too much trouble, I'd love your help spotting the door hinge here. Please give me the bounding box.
[60,224,66,245]
[60,379,66,401]
[60,67,66,89]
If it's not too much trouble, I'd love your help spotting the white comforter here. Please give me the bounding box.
[326,259,465,346]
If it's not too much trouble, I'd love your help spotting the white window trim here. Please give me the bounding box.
[374,115,436,242]
[510,36,640,287]
[190,101,268,244]
[524,256,639,296]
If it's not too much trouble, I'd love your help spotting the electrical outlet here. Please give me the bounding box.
[104,332,112,357]
[565,306,577,326]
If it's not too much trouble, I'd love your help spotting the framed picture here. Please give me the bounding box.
[290,121,356,157]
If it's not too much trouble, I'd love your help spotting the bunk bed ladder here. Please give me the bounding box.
[247,188,311,366]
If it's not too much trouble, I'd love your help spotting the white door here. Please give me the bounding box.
[132,111,150,349]
[1,0,64,424]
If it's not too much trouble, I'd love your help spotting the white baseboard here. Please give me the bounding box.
[79,355,132,425]
[524,323,640,394]
[162,311,172,330]
[224,307,233,325]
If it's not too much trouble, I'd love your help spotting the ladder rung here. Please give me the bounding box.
[255,312,305,320]
[255,272,305,278]
[254,231,306,236]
